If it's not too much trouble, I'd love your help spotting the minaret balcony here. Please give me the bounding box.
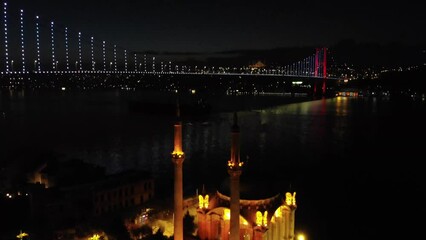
[227,160,244,171]
[172,151,185,159]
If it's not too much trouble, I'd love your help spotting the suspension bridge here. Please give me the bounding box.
[0,1,336,95]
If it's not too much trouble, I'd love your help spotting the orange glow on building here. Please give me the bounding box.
[256,211,268,227]
[292,192,296,206]
[197,191,297,240]
[172,151,184,158]
[173,123,183,153]
[224,208,231,220]
[171,109,185,240]
[199,194,209,209]
[337,91,359,97]
[249,61,266,69]
[285,192,296,206]
[274,206,283,218]
[195,116,297,240]
[263,211,268,227]
[256,211,263,226]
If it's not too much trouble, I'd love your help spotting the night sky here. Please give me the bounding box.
[9,0,425,54]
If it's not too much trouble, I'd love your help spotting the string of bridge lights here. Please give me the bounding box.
[78,32,82,71]
[36,16,41,71]
[0,1,152,74]
[65,27,69,70]
[0,1,326,77]
[113,44,117,71]
[51,21,55,70]
[3,2,9,72]
[134,53,137,72]
[102,41,106,71]
[91,36,95,71]
[124,49,127,72]
[20,9,25,72]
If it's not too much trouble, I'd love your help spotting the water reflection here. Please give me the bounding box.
[1,90,425,195]
[335,96,349,116]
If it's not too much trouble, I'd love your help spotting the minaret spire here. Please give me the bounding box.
[172,102,184,240]
[173,101,183,154]
[228,112,243,240]
[230,112,240,165]
[176,98,180,119]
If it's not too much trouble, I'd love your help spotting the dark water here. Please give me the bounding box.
[1,90,425,239]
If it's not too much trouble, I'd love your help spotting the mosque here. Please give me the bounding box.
[171,111,297,240]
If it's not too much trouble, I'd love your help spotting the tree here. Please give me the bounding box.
[104,215,131,240]
[183,211,196,236]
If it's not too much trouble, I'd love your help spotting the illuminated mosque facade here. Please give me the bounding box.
[197,191,296,240]
[172,112,297,240]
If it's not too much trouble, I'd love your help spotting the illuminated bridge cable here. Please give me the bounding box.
[65,27,69,70]
[51,21,55,70]
[36,16,41,71]
[20,9,25,73]
[91,36,95,71]
[3,2,9,72]
[78,32,82,71]
[102,41,106,71]
[113,45,117,71]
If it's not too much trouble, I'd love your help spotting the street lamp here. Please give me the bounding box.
[89,234,101,240]
[11,60,14,72]
[110,62,113,71]
[297,233,306,240]
[16,230,29,239]
[75,61,78,71]
[34,60,37,70]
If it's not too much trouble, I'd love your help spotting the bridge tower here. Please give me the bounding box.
[314,47,328,96]
[322,47,328,95]
[228,113,244,240]
[172,104,185,240]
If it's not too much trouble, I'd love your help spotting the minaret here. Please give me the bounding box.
[228,113,244,240]
[172,104,184,240]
